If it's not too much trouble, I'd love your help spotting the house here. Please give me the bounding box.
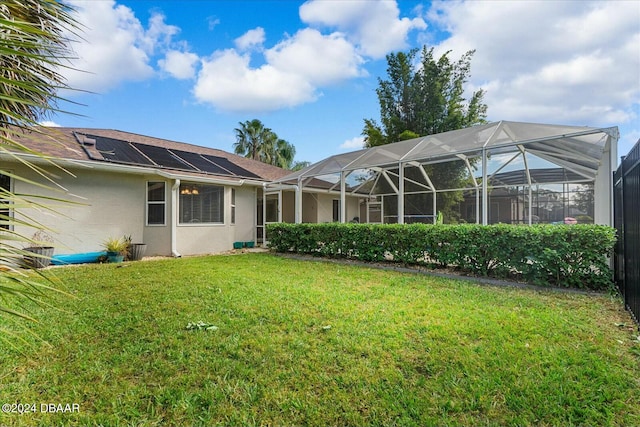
[1,121,619,260]
[1,127,290,257]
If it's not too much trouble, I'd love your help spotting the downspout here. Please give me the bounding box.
[171,179,181,257]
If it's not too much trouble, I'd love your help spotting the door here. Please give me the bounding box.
[367,201,382,224]
[263,191,281,242]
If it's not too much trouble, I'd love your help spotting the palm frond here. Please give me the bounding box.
[0,0,82,341]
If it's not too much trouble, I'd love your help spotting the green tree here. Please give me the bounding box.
[291,161,311,172]
[234,119,297,169]
[363,46,488,222]
[364,46,487,146]
[1,0,78,342]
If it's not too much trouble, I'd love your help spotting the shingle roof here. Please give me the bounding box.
[9,126,291,182]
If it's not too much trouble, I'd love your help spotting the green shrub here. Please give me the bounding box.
[266,223,616,291]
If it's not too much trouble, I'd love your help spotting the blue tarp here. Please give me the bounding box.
[51,251,106,265]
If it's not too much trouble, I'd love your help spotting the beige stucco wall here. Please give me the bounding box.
[282,191,295,223]
[175,223,232,255]
[315,193,335,223]
[173,184,258,256]
[6,162,262,258]
[263,190,361,224]
[302,193,318,223]
[10,164,146,254]
[314,193,360,223]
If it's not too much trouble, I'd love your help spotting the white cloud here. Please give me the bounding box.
[39,121,61,127]
[428,0,640,132]
[159,50,199,80]
[143,12,180,53]
[61,0,418,113]
[340,136,365,150]
[207,16,221,31]
[235,27,266,51]
[189,0,423,112]
[299,0,427,58]
[193,49,316,112]
[194,28,367,112]
[266,28,366,86]
[61,0,179,93]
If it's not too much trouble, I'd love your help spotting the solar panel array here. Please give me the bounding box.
[90,134,260,179]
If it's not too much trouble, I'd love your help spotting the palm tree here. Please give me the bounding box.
[0,0,79,344]
[271,138,296,169]
[233,119,269,161]
[234,119,297,169]
[0,1,78,129]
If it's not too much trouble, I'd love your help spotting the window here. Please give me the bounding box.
[0,173,11,230]
[179,183,224,224]
[231,188,236,225]
[147,181,166,225]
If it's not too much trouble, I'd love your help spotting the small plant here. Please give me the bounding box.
[123,235,132,260]
[102,237,128,256]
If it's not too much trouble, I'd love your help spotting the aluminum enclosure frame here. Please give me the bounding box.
[269,121,618,226]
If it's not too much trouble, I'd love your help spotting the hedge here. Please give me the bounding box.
[266,223,617,291]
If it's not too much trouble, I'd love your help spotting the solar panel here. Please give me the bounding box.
[202,155,261,178]
[131,143,196,171]
[169,149,231,175]
[91,135,154,165]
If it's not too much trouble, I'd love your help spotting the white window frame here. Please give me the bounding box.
[146,181,166,226]
[0,172,13,230]
[178,182,225,225]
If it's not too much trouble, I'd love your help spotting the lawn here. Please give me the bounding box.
[1,253,639,426]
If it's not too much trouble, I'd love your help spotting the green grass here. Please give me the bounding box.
[1,253,639,426]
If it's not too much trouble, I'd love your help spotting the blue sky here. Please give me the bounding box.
[48,0,639,165]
